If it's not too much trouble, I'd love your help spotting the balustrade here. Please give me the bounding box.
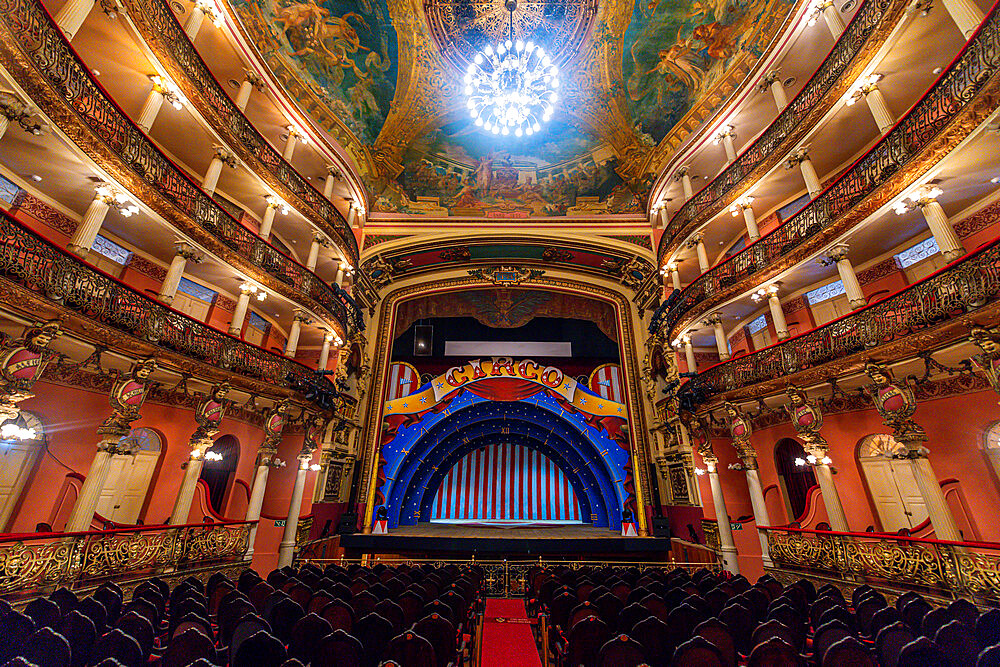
[678,234,1000,405]
[114,0,358,263]
[0,520,253,595]
[655,1,1000,339]
[0,209,337,405]
[762,526,1000,602]
[656,0,906,260]
[0,0,363,333]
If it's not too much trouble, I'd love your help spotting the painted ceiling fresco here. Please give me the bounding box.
[226,0,795,216]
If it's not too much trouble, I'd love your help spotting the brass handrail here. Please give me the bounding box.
[0,0,363,333]
[651,0,1000,340]
[656,0,907,261]
[0,208,338,407]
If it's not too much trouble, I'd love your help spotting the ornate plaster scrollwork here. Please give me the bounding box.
[0,320,61,421]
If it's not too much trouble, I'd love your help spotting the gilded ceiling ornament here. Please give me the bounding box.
[969,325,1000,403]
[467,265,544,286]
[0,320,61,421]
[862,361,927,450]
[99,357,158,441]
[784,385,828,455]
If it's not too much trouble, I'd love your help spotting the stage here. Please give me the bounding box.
[339,523,674,560]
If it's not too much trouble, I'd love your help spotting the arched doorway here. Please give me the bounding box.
[0,411,44,531]
[96,427,162,524]
[200,435,240,514]
[774,438,817,522]
[857,433,928,532]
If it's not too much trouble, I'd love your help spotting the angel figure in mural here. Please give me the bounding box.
[274,0,329,33]
[634,32,706,105]
[475,152,496,194]
[349,52,390,120]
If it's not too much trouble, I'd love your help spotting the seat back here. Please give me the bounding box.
[673,635,724,667]
[747,637,802,667]
[314,628,364,667]
[597,634,646,666]
[232,629,287,666]
[821,636,875,667]
[161,627,214,667]
[875,622,916,667]
[382,631,436,667]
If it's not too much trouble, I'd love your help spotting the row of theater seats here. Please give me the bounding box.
[0,562,482,666]
[528,566,1000,667]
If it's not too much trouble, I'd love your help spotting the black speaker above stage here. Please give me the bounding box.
[652,516,671,538]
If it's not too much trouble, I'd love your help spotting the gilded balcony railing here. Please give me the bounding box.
[654,0,1000,339]
[0,0,363,334]
[0,209,338,406]
[678,234,1000,405]
[0,520,253,595]
[762,526,1000,602]
[656,0,907,261]
[114,0,358,264]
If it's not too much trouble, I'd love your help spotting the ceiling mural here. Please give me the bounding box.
[624,0,793,144]
[229,0,398,144]
[225,0,796,216]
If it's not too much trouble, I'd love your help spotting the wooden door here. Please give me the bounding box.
[860,458,928,531]
[96,451,159,524]
[0,441,40,531]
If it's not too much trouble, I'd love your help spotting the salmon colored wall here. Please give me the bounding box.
[962,219,1000,253]
[119,266,162,299]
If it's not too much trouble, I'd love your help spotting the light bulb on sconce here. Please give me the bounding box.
[309,464,321,471]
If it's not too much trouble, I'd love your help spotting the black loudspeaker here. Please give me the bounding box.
[652,516,671,538]
[414,324,433,356]
[336,512,359,534]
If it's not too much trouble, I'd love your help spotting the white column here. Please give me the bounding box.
[244,460,270,559]
[909,455,962,541]
[53,0,96,41]
[788,149,822,198]
[158,242,199,305]
[810,0,844,37]
[137,87,165,134]
[202,147,235,196]
[863,86,895,133]
[767,287,789,340]
[0,114,10,141]
[675,167,694,201]
[814,462,849,531]
[826,244,866,309]
[761,71,788,111]
[228,286,252,336]
[689,233,710,273]
[916,194,965,261]
[716,126,737,164]
[658,208,670,229]
[706,315,730,361]
[669,264,682,291]
[184,5,207,39]
[169,448,206,525]
[745,467,774,567]
[940,0,985,36]
[732,197,759,241]
[64,438,117,532]
[283,128,300,161]
[334,262,346,289]
[68,189,114,257]
[318,333,333,371]
[259,197,283,240]
[323,167,338,200]
[235,71,265,112]
[706,462,739,574]
[285,311,304,357]
[682,337,697,373]
[306,233,326,272]
[277,453,312,568]
[346,206,358,229]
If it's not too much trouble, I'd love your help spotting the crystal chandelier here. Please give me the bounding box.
[464,0,559,137]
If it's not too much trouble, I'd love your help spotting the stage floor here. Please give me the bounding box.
[340,522,672,559]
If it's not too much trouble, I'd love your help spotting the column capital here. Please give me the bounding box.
[729,195,754,214]
[0,91,42,135]
[325,165,341,178]
[264,194,289,213]
[686,231,705,247]
[292,309,311,324]
[173,241,203,262]
[703,313,723,326]
[824,242,851,263]
[912,184,943,207]
[674,165,690,179]
[212,145,239,168]
[785,145,811,167]
[312,231,331,246]
[243,69,266,91]
[759,69,781,91]
[807,0,836,23]
[285,124,306,140]
[713,124,736,143]
[148,75,184,108]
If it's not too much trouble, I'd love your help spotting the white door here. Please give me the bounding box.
[859,458,929,531]
[810,294,853,326]
[0,441,40,530]
[750,328,771,350]
[171,291,211,322]
[95,451,159,524]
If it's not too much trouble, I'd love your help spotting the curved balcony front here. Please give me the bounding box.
[677,231,1000,409]
[655,0,911,263]
[0,0,362,335]
[652,2,1000,341]
[0,207,337,408]
[115,0,359,264]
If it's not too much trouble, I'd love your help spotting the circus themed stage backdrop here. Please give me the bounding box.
[376,358,632,529]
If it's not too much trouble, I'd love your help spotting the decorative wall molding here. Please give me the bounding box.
[858,257,899,286]
[11,190,78,236]
[955,200,1000,239]
[126,254,167,282]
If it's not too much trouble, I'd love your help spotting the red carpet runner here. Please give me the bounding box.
[481,599,543,667]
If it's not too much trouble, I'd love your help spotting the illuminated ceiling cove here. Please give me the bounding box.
[227,0,795,216]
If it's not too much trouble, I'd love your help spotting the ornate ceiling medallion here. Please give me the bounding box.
[424,0,597,74]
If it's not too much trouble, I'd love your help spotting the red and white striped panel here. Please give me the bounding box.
[430,444,581,522]
[589,364,624,403]
[386,362,420,401]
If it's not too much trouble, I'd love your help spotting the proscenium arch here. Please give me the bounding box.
[385,400,623,529]
[360,274,653,536]
[416,434,596,526]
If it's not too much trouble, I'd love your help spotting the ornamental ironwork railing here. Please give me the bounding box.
[0,520,253,595]
[115,0,358,264]
[0,209,338,405]
[762,526,1000,602]
[656,0,901,261]
[679,235,1000,405]
[656,1,1000,337]
[0,0,363,333]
